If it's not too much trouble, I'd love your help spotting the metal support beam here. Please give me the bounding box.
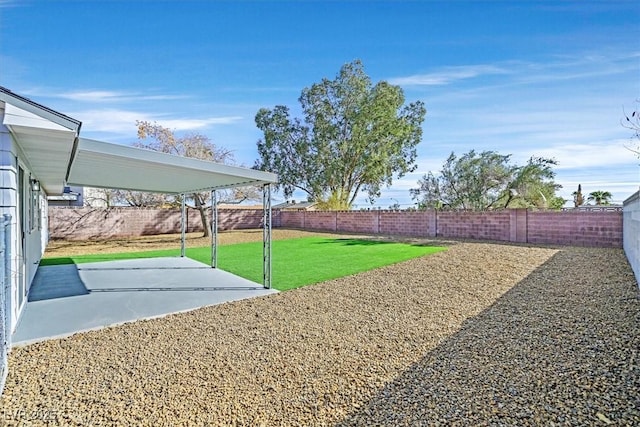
[262,184,272,289]
[180,194,186,257]
[211,190,218,268]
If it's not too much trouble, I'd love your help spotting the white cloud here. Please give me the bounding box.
[57,90,189,103]
[58,90,131,102]
[392,51,639,89]
[527,141,635,170]
[411,158,446,175]
[70,109,242,134]
[71,109,141,133]
[389,64,510,86]
[16,87,191,104]
[511,56,640,86]
[159,117,243,130]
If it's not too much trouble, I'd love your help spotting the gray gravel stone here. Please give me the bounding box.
[1,241,638,426]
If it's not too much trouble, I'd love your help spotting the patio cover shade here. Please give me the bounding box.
[66,138,277,194]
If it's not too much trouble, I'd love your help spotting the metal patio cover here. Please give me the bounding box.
[1,86,277,194]
[1,86,275,289]
[66,137,277,194]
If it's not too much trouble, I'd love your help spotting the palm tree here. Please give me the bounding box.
[587,190,613,205]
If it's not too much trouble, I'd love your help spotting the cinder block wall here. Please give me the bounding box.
[527,210,623,247]
[278,209,623,248]
[49,207,624,248]
[435,211,512,241]
[336,211,379,234]
[380,211,435,236]
[48,207,270,240]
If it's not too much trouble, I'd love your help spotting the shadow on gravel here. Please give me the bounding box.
[335,247,640,426]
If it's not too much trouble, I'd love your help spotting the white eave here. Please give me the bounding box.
[1,91,81,195]
[3,109,77,195]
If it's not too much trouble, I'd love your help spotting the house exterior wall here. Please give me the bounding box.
[0,103,48,332]
[623,191,640,287]
[0,109,17,332]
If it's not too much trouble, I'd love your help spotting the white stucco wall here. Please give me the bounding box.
[623,190,640,288]
[0,102,48,332]
[0,103,20,332]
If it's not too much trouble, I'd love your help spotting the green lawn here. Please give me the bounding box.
[41,237,446,291]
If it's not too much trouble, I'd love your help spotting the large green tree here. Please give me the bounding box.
[410,150,564,210]
[255,60,426,210]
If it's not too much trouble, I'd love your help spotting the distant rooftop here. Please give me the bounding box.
[272,200,317,210]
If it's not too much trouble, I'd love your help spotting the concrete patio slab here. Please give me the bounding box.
[12,257,277,346]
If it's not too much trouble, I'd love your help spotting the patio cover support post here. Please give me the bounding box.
[180,194,186,257]
[262,184,272,289]
[211,190,218,268]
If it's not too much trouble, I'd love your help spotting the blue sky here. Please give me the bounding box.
[1,0,638,207]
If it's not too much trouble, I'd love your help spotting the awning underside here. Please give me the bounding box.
[2,104,78,195]
[66,138,277,194]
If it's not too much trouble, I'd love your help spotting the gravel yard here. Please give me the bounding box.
[1,235,638,425]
